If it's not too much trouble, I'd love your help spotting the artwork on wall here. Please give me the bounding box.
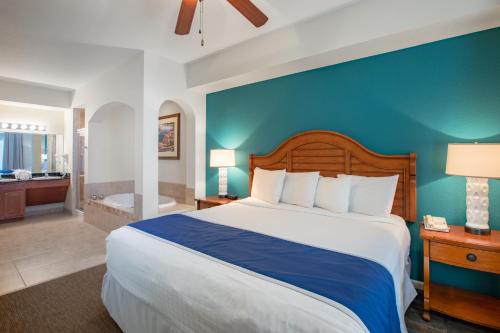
[158,113,180,160]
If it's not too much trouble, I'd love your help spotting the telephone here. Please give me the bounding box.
[423,215,449,232]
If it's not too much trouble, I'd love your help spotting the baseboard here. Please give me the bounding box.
[412,279,424,291]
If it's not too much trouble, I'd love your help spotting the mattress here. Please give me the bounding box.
[103,197,416,333]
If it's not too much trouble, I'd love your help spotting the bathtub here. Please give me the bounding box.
[103,193,176,212]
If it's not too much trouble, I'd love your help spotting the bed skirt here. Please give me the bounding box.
[102,272,185,333]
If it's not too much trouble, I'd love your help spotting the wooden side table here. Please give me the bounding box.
[195,196,237,210]
[420,224,500,329]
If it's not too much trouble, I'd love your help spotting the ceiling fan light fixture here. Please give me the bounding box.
[199,0,205,46]
[174,0,268,47]
[175,0,198,35]
[226,0,268,27]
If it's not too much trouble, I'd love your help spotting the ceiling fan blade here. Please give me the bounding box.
[227,0,268,27]
[175,0,198,35]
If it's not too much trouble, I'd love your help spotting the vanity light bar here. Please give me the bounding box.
[0,122,46,131]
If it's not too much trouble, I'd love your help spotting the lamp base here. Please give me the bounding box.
[465,177,490,236]
[218,167,228,198]
[464,225,491,235]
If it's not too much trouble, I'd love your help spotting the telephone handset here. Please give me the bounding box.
[423,215,449,232]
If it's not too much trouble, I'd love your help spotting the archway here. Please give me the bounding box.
[157,100,195,212]
[87,102,136,209]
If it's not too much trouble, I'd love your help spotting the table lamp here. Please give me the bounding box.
[445,143,500,235]
[210,149,235,198]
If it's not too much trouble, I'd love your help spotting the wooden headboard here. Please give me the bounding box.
[249,130,416,222]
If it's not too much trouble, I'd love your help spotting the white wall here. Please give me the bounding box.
[158,101,187,185]
[0,104,65,135]
[0,78,73,108]
[186,0,500,92]
[63,106,73,173]
[143,51,205,218]
[72,51,205,218]
[72,53,144,192]
[0,79,74,211]
[87,103,134,183]
[65,0,499,219]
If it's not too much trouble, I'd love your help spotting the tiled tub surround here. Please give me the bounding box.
[185,187,195,206]
[85,199,138,233]
[86,181,194,206]
[158,182,196,216]
[85,195,194,233]
[84,181,195,233]
[158,202,195,216]
[83,181,139,233]
[158,181,195,205]
[85,180,135,202]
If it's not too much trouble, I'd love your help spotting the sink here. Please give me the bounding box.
[0,178,18,183]
[32,176,62,180]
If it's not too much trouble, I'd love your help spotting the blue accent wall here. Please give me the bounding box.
[206,28,500,296]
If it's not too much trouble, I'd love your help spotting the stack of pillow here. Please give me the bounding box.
[251,167,399,218]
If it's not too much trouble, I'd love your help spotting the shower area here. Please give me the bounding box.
[74,108,86,212]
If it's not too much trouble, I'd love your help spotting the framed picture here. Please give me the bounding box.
[158,113,180,160]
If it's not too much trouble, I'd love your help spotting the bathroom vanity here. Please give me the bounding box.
[0,176,70,221]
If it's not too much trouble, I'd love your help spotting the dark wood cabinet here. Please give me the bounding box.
[0,182,26,221]
[3,190,25,219]
[0,178,69,221]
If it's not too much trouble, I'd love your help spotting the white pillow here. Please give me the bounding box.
[314,176,351,213]
[338,174,399,217]
[281,172,320,208]
[251,167,286,205]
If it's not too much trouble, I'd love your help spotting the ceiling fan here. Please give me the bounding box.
[175,0,268,35]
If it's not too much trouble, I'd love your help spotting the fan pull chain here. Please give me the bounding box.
[199,0,205,46]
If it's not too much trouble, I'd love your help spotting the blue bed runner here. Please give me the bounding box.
[129,214,400,333]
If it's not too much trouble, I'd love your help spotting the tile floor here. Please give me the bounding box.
[0,213,107,296]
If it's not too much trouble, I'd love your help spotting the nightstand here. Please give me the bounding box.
[420,224,500,329]
[195,196,237,210]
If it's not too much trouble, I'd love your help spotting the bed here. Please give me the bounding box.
[102,130,417,333]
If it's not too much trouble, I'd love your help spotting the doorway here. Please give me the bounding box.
[74,108,85,212]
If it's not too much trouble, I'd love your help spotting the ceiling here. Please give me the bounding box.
[0,0,356,89]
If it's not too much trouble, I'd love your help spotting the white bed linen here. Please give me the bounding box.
[103,198,416,333]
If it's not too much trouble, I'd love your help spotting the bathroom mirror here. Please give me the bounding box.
[0,132,65,173]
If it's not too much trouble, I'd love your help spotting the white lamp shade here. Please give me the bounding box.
[446,143,500,178]
[210,149,235,168]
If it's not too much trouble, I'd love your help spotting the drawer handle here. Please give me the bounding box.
[466,253,477,262]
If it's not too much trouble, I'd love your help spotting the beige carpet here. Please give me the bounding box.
[0,265,121,333]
